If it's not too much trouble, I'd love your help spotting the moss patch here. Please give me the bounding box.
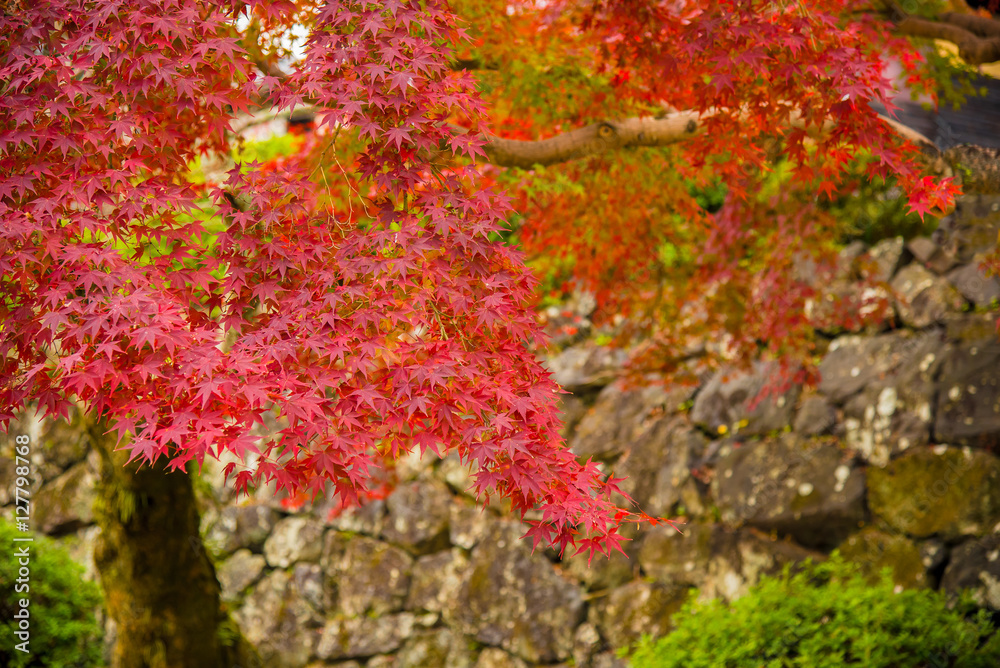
[867,447,1000,539]
[838,527,927,588]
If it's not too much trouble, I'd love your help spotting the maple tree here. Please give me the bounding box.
[1,0,997,665]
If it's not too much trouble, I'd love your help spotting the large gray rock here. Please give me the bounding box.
[712,435,866,547]
[935,339,1000,448]
[843,389,930,466]
[793,395,836,436]
[818,330,933,404]
[316,613,416,661]
[639,522,714,587]
[0,412,91,490]
[475,647,528,668]
[321,530,349,573]
[944,312,999,343]
[204,502,280,556]
[235,569,323,668]
[646,426,710,517]
[841,352,942,466]
[591,652,629,668]
[543,344,627,392]
[449,504,491,550]
[474,648,528,668]
[932,195,1000,263]
[690,362,800,437]
[332,536,413,616]
[708,530,823,601]
[571,380,694,462]
[639,523,821,600]
[890,263,964,328]
[292,562,326,613]
[217,548,266,602]
[867,446,1000,540]
[263,516,325,567]
[604,418,706,514]
[451,521,584,663]
[796,244,868,325]
[397,628,474,668]
[838,330,944,466]
[947,261,1000,307]
[33,458,97,534]
[407,549,471,613]
[907,237,957,275]
[941,534,1000,610]
[323,498,386,535]
[588,580,688,650]
[383,481,453,554]
[571,622,603,668]
[863,236,907,283]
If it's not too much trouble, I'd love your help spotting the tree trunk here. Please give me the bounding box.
[87,418,259,668]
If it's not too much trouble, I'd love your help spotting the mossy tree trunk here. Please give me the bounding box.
[86,418,258,668]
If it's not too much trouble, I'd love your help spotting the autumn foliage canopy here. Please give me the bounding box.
[0,0,966,557]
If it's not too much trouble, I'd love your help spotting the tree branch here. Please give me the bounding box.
[480,109,936,169]
[483,112,703,169]
[937,11,1000,39]
[896,12,1000,65]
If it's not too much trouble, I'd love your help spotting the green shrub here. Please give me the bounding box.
[629,553,1000,668]
[0,520,105,667]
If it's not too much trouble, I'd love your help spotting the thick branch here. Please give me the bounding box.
[484,113,702,169]
[482,110,935,169]
[897,13,1000,65]
[877,115,936,148]
[938,11,1000,39]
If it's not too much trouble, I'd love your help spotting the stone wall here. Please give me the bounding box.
[3,195,1000,667]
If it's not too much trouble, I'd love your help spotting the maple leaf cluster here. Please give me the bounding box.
[0,0,649,559]
[473,0,963,374]
[0,0,962,557]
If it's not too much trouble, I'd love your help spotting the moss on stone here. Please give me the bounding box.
[789,487,822,513]
[838,527,927,588]
[867,447,1000,539]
